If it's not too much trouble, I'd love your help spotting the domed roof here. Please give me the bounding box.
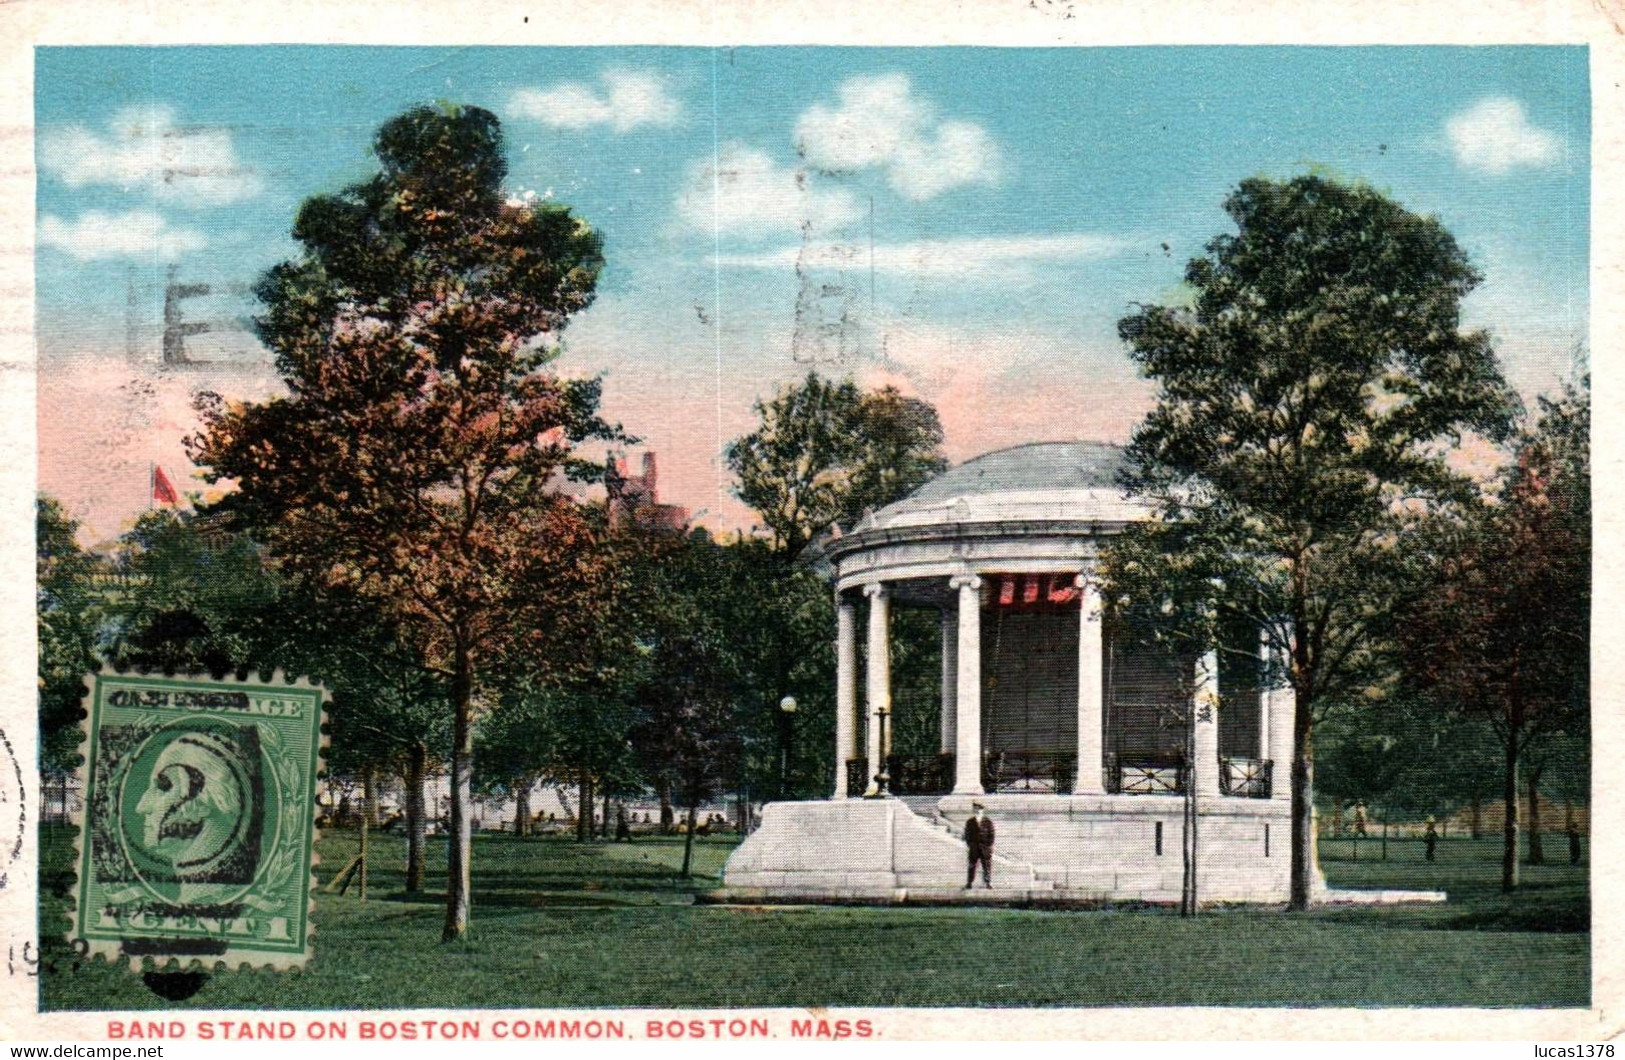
[908,441,1129,502]
[856,440,1150,533]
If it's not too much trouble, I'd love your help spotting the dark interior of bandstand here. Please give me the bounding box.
[847,574,1269,798]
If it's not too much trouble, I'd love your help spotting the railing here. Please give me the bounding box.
[842,752,1269,798]
[982,751,1076,795]
[1219,757,1273,798]
[1105,753,1186,795]
[846,755,956,796]
[887,754,957,796]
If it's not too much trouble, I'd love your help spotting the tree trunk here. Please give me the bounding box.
[1470,792,1482,840]
[515,778,531,839]
[1288,692,1315,912]
[442,640,475,942]
[358,783,369,901]
[404,741,427,892]
[681,802,698,878]
[601,792,612,839]
[1526,764,1544,866]
[577,775,592,842]
[735,793,748,835]
[1502,714,1521,893]
[658,777,674,834]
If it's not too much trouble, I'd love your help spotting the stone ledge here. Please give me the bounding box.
[932,794,1292,819]
[1317,887,1448,905]
[698,887,1311,911]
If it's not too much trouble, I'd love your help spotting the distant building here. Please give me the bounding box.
[605,452,689,533]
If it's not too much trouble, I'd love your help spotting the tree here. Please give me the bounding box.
[1102,176,1519,910]
[190,103,618,939]
[634,622,744,877]
[103,508,286,677]
[272,586,450,891]
[37,497,104,772]
[726,374,947,557]
[1401,377,1588,890]
[686,535,836,808]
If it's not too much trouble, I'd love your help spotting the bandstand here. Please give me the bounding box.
[723,441,1314,904]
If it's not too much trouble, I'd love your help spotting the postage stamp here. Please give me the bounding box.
[0,0,1620,1045]
[69,671,325,971]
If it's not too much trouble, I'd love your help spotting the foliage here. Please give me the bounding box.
[1100,175,1520,909]
[629,532,748,809]
[1400,376,1589,889]
[36,498,105,771]
[188,103,618,939]
[726,373,947,556]
[100,509,283,677]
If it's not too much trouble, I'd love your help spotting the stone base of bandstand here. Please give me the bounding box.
[719,796,1443,907]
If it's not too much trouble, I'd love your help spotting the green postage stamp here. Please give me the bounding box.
[70,671,326,971]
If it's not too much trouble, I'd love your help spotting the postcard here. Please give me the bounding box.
[0,0,1617,1043]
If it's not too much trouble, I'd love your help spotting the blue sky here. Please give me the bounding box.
[34,46,1590,540]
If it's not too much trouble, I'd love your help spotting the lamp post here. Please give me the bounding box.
[874,704,892,797]
[778,695,798,800]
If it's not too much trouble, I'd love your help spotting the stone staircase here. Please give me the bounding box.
[891,798,1185,900]
[893,796,1065,893]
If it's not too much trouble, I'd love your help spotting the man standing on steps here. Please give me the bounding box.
[965,802,995,888]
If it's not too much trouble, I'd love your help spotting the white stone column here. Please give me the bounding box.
[833,594,858,798]
[1267,634,1296,802]
[939,605,958,755]
[1193,649,1221,798]
[1074,573,1106,795]
[863,583,890,792]
[951,574,984,795]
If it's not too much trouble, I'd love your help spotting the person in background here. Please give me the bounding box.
[964,802,995,888]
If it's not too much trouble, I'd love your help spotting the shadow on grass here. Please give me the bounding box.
[370,889,679,910]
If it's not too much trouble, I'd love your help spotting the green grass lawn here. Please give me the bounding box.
[38,825,1587,1010]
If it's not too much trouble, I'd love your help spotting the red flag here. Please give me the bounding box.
[152,466,179,505]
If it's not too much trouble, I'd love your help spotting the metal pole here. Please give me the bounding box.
[778,708,790,800]
[876,708,891,796]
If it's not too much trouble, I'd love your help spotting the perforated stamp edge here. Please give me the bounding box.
[64,666,329,974]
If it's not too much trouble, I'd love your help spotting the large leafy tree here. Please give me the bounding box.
[190,104,617,939]
[724,378,946,806]
[1401,378,1589,890]
[1101,176,1518,910]
[726,373,947,557]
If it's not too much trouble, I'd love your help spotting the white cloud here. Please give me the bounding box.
[1445,97,1561,174]
[716,232,1133,280]
[508,70,681,132]
[40,105,261,205]
[795,74,1002,200]
[39,209,206,261]
[675,143,860,238]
